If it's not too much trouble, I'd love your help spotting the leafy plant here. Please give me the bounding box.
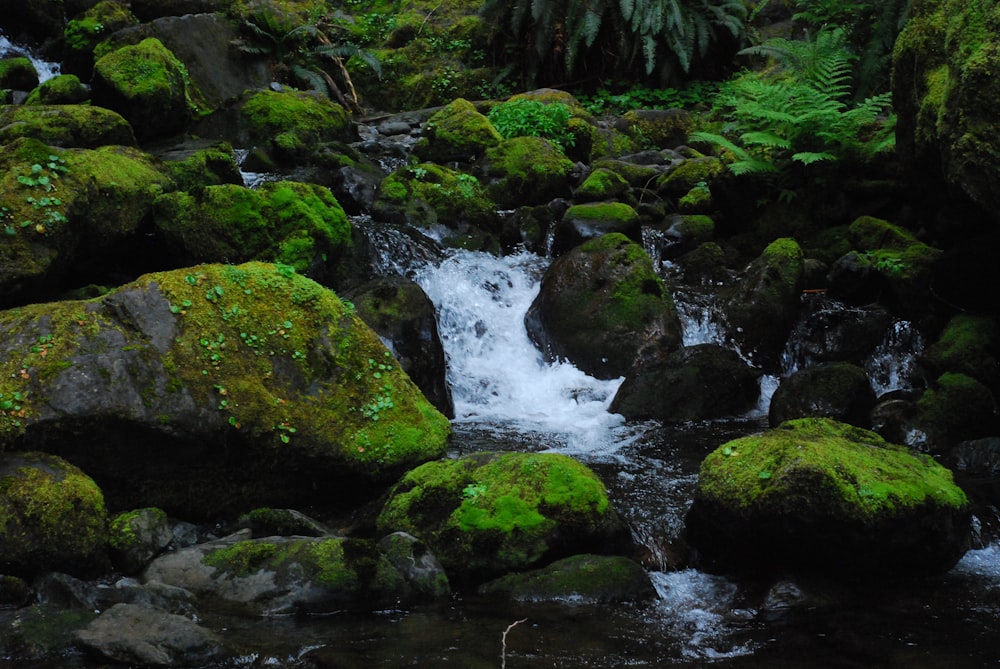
[487,98,576,150]
[577,81,719,115]
[689,28,894,184]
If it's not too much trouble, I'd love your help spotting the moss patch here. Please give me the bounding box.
[241,89,351,163]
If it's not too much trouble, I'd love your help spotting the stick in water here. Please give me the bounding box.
[500,618,528,669]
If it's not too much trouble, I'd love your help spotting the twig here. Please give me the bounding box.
[500,618,528,669]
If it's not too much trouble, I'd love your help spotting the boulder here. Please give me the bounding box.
[0,57,39,91]
[477,136,577,208]
[572,167,631,203]
[0,105,136,147]
[0,261,451,517]
[768,362,877,428]
[685,418,971,577]
[378,531,451,601]
[108,508,173,575]
[345,276,453,418]
[63,1,138,75]
[24,74,90,105]
[552,201,641,255]
[377,451,630,584]
[722,237,804,369]
[610,344,760,422]
[656,156,725,198]
[237,89,353,165]
[478,554,655,603]
[91,38,193,142]
[914,372,999,451]
[783,298,894,369]
[0,452,108,578]
[920,314,1000,393]
[618,108,692,150]
[643,214,716,261]
[235,507,329,538]
[74,603,223,667]
[525,233,682,380]
[412,98,501,164]
[144,534,414,614]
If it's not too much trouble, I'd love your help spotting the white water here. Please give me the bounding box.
[413,249,626,449]
[0,33,60,83]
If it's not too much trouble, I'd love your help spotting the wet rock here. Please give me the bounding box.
[412,98,501,164]
[479,554,655,604]
[913,372,999,452]
[236,89,353,166]
[685,418,971,578]
[377,451,631,585]
[784,298,895,368]
[74,603,223,667]
[617,108,692,150]
[477,136,577,208]
[0,452,108,578]
[920,314,1000,393]
[611,344,760,422]
[552,201,641,255]
[0,56,38,91]
[1,604,96,661]
[525,233,682,380]
[768,362,877,428]
[235,507,330,538]
[109,508,174,575]
[144,534,412,615]
[378,531,451,600]
[0,262,450,518]
[346,276,454,418]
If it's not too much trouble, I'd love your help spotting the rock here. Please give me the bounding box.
[0,452,108,578]
[238,89,353,165]
[109,508,173,575]
[643,214,716,261]
[0,0,64,43]
[0,574,31,609]
[784,298,895,368]
[144,534,412,614]
[153,180,352,282]
[684,418,972,577]
[24,74,90,105]
[346,276,453,418]
[610,344,760,422]
[0,105,136,147]
[412,98,501,163]
[768,362,877,428]
[921,314,1000,393]
[0,57,38,91]
[378,531,451,600]
[0,261,451,518]
[525,233,682,380]
[552,201,641,255]
[158,141,243,191]
[673,241,730,286]
[618,108,692,150]
[91,38,192,142]
[74,603,223,667]
[914,372,999,451]
[656,156,725,198]
[572,167,631,203]
[376,451,631,584]
[235,507,329,538]
[478,554,655,604]
[477,136,577,208]
[63,1,138,75]
[129,0,227,22]
[1,604,96,660]
[722,237,804,369]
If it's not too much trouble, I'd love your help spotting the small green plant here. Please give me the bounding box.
[578,81,719,115]
[487,98,576,151]
[864,251,906,275]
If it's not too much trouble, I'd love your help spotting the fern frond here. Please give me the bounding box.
[740,131,791,149]
[792,151,836,165]
[689,130,750,160]
[729,159,780,175]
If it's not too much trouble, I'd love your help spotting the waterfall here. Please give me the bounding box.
[0,32,60,83]
[412,248,626,449]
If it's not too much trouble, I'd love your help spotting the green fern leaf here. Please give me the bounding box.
[741,131,791,149]
[792,151,836,165]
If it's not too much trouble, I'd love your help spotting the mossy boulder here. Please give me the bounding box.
[372,163,500,244]
[644,214,716,261]
[92,38,193,142]
[158,142,243,191]
[0,57,39,91]
[722,237,805,369]
[657,156,725,198]
[477,136,576,208]
[0,139,173,306]
[573,167,631,203]
[526,233,683,379]
[553,201,640,254]
[915,372,999,450]
[610,344,760,422]
[768,362,877,428]
[0,452,108,578]
[108,507,172,574]
[144,534,413,615]
[685,418,972,577]
[619,108,692,150]
[0,105,136,148]
[236,508,329,538]
[24,74,90,105]
[376,452,630,584]
[64,1,139,74]
[921,314,1000,392]
[412,98,501,164]
[893,0,1000,220]
[377,531,451,601]
[240,89,352,165]
[0,261,451,517]
[478,553,655,604]
[153,181,351,281]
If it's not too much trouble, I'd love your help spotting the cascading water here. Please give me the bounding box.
[0,32,60,83]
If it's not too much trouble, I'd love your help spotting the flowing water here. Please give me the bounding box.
[0,32,60,83]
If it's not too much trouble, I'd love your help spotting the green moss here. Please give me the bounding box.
[574,167,630,201]
[923,314,999,382]
[577,232,672,325]
[848,216,920,252]
[657,156,725,196]
[414,98,502,162]
[25,74,89,105]
[94,37,189,105]
[482,136,576,207]
[916,372,997,436]
[0,58,37,90]
[108,507,168,550]
[203,540,280,577]
[697,418,969,520]
[241,90,350,162]
[162,145,241,191]
[564,202,638,226]
[65,1,137,55]
[0,105,134,147]
[376,163,497,227]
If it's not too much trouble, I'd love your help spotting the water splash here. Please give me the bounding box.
[414,249,625,448]
[0,32,60,83]
[865,319,924,395]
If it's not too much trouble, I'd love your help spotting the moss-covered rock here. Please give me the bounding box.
[158,142,243,191]
[525,233,682,379]
[92,37,194,142]
[573,167,631,203]
[893,0,1000,221]
[657,156,725,198]
[915,372,998,449]
[722,237,804,369]
[478,553,655,603]
[553,201,640,254]
[412,98,501,163]
[768,362,877,428]
[372,163,499,245]
[0,105,136,148]
[0,452,108,577]
[376,451,629,584]
[377,531,451,600]
[64,1,139,74]
[921,314,1000,391]
[619,108,692,150]
[236,507,329,538]
[240,89,352,165]
[154,181,351,281]
[145,534,413,614]
[0,57,39,91]
[24,74,90,105]
[685,418,971,577]
[0,261,450,517]
[108,507,172,574]
[477,136,576,208]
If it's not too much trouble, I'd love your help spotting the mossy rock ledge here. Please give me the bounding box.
[376,451,631,585]
[0,261,450,518]
[684,418,971,578]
